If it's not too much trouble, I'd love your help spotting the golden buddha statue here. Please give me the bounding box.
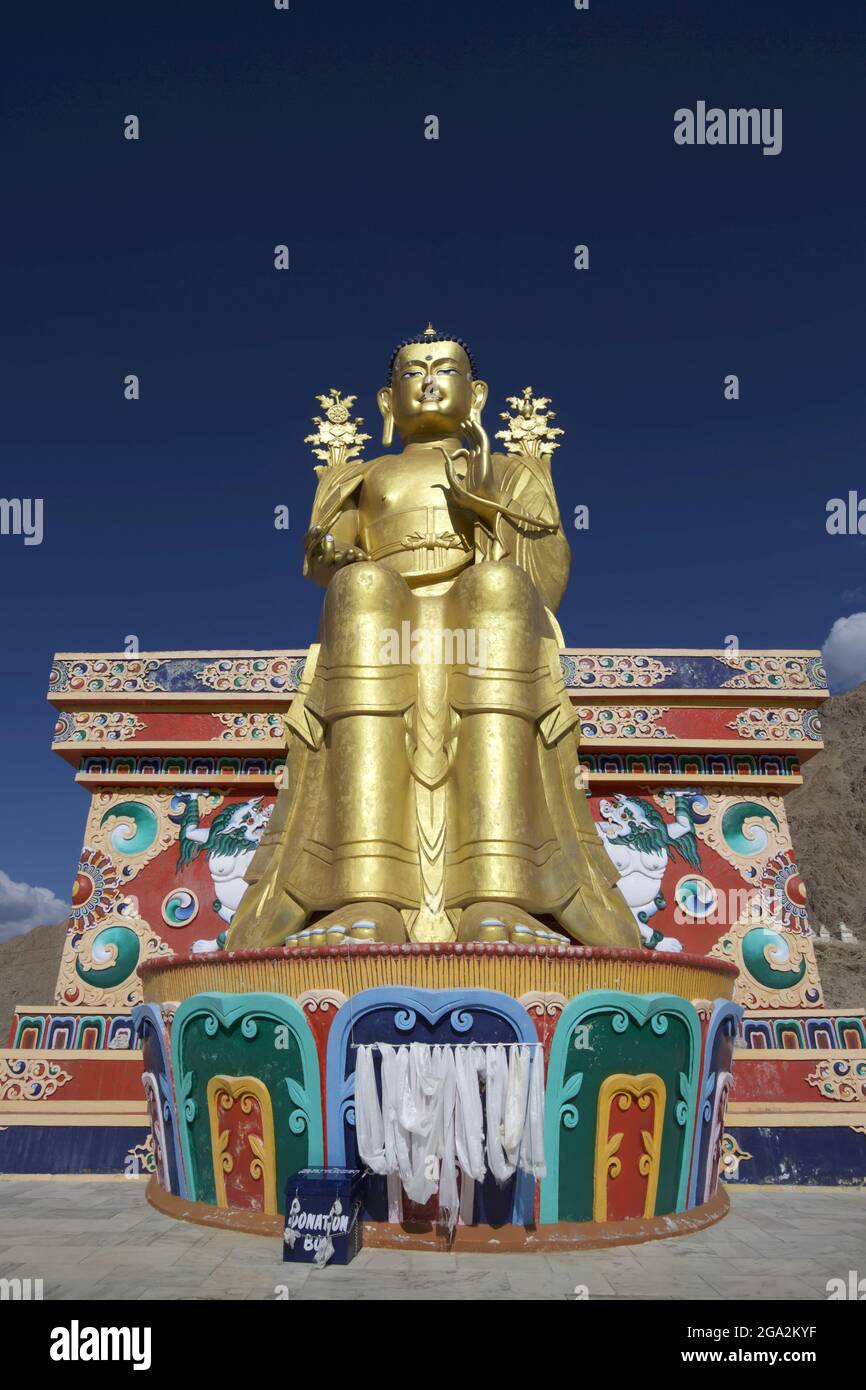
[228,327,639,951]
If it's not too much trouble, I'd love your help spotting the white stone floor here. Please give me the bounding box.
[0,1178,863,1301]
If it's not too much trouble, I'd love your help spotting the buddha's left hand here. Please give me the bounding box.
[436,417,500,530]
[305,526,367,571]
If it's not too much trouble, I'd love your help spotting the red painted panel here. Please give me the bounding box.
[3,1054,146,1105]
[729,1055,850,1104]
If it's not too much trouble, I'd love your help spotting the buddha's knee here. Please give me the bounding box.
[325,561,409,622]
[322,562,411,660]
[453,560,539,621]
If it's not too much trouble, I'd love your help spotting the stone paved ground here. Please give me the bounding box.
[0,1179,863,1301]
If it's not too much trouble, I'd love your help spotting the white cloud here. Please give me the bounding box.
[822,611,866,693]
[0,869,70,944]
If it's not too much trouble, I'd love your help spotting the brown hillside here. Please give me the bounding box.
[812,940,866,1009]
[787,681,866,937]
[0,919,68,1040]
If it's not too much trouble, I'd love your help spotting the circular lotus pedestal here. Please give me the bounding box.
[135,943,740,1252]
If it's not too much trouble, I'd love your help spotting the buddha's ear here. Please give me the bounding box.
[469,378,488,422]
[377,386,394,447]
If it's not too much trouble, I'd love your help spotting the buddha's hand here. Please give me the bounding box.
[304,526,366,570]
[436,418,499,530]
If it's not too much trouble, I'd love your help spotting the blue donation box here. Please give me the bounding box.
[283,1168,365,1266]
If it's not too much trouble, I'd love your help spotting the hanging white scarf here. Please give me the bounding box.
[357,1044,415,1216]
[352,1039,546,1222]
[424,1047,459,1230]
[504,1044,531,1160]
[454,1045,486,1181]
[400,1043,446,1207]
[484,1044,517,1185]
[380,1043,413,1181]
[518,1047,547,1178]
[354,1043,388,1174]
[454,1044,486,1228]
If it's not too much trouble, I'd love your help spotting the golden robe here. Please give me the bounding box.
[228,447,638,949]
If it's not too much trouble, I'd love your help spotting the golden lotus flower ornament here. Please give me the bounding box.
[305,389,371,477]
[496,385,564,461]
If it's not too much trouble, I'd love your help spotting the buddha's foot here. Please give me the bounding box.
[554,886,641,950]
[458,902,567,947]
[288,901,407,947]
[227,883,307,949]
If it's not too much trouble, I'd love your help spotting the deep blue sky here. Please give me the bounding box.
[1,0,864,914]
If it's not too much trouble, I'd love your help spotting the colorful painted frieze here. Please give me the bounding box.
[49,649,828,699]
[8,1006,134,1050]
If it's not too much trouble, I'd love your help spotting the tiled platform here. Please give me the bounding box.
[0,1179,863,1300]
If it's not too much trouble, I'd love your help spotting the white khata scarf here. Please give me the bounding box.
[518,1040,547,1179]
[353,1040,546,1229]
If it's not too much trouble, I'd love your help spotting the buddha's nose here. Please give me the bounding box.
[421,374,441,402]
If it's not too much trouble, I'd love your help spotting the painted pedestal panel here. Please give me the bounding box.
[324,987,537,1226]
[134,946,740,1248]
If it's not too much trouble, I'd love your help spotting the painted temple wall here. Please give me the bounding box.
[3,647,864,1196]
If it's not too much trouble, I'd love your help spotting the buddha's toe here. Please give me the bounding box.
[458,902,561,945]
[508,921,568,947]
[291,901,407,945]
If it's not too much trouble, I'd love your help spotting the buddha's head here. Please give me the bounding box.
[378,325,488,446]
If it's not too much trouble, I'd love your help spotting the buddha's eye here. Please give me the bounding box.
[400,369,423,379]
[436,367,458,376]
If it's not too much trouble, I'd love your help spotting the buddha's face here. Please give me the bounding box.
[378,341,487,443]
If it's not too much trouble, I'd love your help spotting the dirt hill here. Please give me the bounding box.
[0,919,68,1040]
[786,679,866,1009]
[787,680,866,937]
[812,939,866,1010]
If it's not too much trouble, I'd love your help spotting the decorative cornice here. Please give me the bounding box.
[1,1049,142,1060]
[140,942,737,1010]
[139,939,741,975]
[49,648,829,703]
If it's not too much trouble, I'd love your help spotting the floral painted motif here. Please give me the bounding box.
[0,1058,72,1101]
[54,711,146,743]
